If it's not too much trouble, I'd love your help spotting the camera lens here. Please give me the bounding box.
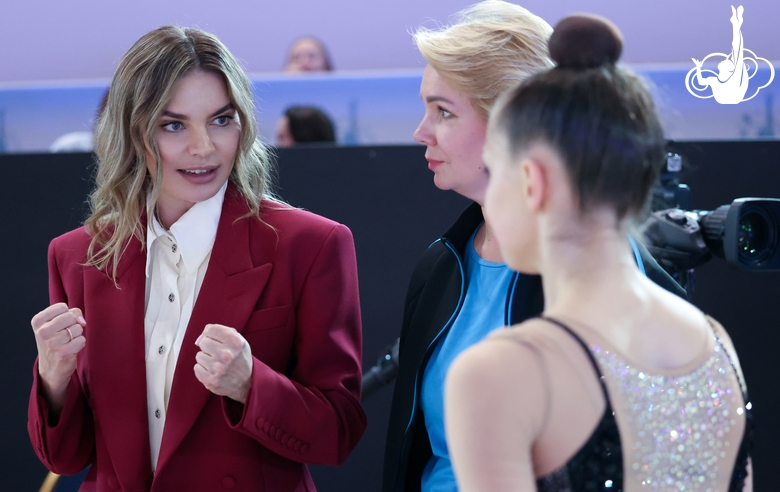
[738,213,766,254]
[737,208,775,264]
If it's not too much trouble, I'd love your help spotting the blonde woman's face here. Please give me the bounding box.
[414,66,488,203]
[146,70,239,228]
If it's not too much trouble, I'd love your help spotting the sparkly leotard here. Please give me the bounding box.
[534,317,751,492]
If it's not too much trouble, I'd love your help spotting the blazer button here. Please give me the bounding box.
[221,476,236,489]
[107,475,120,489]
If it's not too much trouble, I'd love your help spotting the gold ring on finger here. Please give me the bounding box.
[65,327,74,342]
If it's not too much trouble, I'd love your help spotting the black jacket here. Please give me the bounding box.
[381,202,685,492]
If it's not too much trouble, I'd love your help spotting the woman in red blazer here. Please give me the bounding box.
[28,26,366,491]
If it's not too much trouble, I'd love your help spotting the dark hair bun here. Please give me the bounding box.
[548,14,623,69]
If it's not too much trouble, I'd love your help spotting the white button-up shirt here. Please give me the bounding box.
[144,182,226,471]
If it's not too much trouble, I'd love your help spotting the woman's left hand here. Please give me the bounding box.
[194,324,253,403]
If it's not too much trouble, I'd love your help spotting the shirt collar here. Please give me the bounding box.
[146,180,227,276]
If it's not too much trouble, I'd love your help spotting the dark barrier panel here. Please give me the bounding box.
[2,142,778,491]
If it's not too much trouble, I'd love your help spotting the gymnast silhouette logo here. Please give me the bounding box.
[685,5,774,104]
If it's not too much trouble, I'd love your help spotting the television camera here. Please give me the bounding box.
[641,152,780,298]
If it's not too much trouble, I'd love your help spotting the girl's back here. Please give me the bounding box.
[459,282,751,491]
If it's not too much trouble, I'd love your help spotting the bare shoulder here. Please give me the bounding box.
[450,321,553,398]
[446,322,553,442]
[445,326,548,491]
[450,334,534,379]
[640,276,716,346]
[643,274,701,319]
[488,318,573,355]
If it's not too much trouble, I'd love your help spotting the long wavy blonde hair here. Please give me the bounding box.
[86,26,276,281]
[414,0,554,118]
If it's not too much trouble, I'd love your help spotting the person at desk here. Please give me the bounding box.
[382,2,685,491]
[28,25,365,491]
[445,13,752,492]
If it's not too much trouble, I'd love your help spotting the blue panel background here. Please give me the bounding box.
[0,65,776,153]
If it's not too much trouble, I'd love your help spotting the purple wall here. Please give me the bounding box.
[1,0,778,82]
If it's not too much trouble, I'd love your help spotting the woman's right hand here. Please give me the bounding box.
[31,303,86,413]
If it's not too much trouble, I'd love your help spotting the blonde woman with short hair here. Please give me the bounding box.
[28,25,366,491]
[382,3,684,491]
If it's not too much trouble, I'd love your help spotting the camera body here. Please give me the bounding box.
[641,153,780,275]
[642,199,780,273]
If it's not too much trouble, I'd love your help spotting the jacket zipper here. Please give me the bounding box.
[397,238,523,490]
[404,238,466,434]
[504,272,520,326]
[404,243,522,433]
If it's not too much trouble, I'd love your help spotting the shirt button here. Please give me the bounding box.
[158,345,165,355]
[168,293,175,302]
[171,244,177,253]
[155,409,161,419]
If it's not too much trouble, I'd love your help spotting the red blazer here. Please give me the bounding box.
[28,186,367,491]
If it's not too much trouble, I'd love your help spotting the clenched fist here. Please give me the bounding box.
[31,303,87,413]
[194,324,253,403]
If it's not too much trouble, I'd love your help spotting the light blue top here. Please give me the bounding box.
[420,228,515,492]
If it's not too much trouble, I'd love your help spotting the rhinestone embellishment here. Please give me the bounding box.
[592,343,744,490]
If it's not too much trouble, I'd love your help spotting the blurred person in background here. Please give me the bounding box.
[276,105,336,147]
[284,36,332,73]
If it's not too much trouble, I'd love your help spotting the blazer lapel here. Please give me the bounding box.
[84,234,153,490]
[156,189,273,472]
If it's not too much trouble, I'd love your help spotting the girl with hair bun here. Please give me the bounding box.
[444,14,752,492]
[28,25,365,491]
